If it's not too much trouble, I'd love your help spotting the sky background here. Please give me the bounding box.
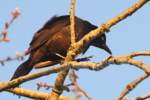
[0,0,150,100]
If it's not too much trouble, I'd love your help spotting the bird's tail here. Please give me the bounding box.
[10,58,33,80]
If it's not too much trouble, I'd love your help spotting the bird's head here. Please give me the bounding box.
[91,34,112,55]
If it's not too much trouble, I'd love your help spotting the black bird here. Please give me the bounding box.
[11,15,112,80]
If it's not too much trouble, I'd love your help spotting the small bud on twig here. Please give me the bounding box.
[11,7,21,18]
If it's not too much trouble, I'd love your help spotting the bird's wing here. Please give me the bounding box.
[28,18,70,53]
[28,29,52,53]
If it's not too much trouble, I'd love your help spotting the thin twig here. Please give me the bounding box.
[117,74,149,100]
[37,81,73,92]
[70,0,76,44]
[0,52,25,66]
[0,7,20,42]
[136,92,150,100]
[69,70,92,100]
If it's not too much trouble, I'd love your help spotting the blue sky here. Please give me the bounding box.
[0,0,150,100]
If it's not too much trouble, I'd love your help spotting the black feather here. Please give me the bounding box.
[11,15,111,81]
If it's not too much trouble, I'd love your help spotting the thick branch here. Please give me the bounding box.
[71,0,149,57]
[1,0,149,99]
[49,0,149,99]
[0,65,68,91]
[47,0,77,99]
[6,87,77,100]
[1,52,150,94]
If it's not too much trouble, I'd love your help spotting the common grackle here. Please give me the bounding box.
[11,15,112,80]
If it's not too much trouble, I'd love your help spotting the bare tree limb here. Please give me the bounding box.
[135,92,150,100]
[117,74,149,100]
[70,0,149,58]
[69,70,92,100]
[47,0,77,99]
[48,0,149,99]
[36,81,73,92]
[6,87,78,100]
[0,51,150,97]
[0,52,25,66]
[0,65,68,91]
[70,0,76,44]
[129,51,150,58]
[0,7,20,42]
[0,0,149,99]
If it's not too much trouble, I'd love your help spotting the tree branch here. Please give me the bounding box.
[1,0,149,99]
[71,0,149,58]
[6,87,78,100]
[136,92,150,100]
[70,0,76,44]
[47,0,77,99]
[0,65,68,91]
[0,7,20,42]
[1,51,150,98]
[48,0,149,99]
[117,74,149,100]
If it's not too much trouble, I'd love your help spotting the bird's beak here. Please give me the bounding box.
[101,44,112,55]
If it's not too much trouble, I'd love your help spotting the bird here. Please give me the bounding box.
[11,15,112,80]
